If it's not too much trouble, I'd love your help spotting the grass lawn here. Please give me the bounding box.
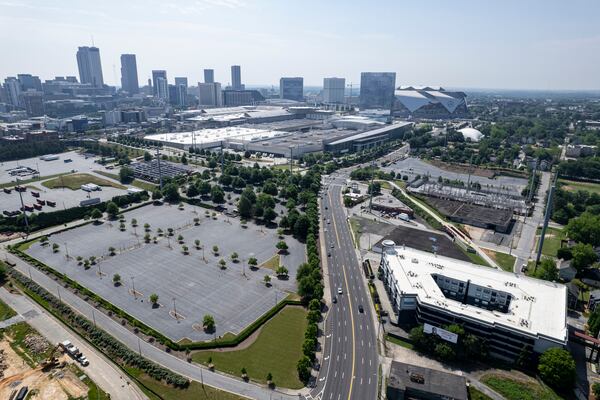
[481,374,562,400]
[536,227,566,257]
[259,253,280,271]
[42,173,126,190]
[127,368,248,400]
[559,179,600,195]
[94,170,157,191]
[468,386,493,400]
[192,306,307,389]
[386,334,414,349]
[349,218,361,248]
[460,247,491,268]
[0,298,16,321]
[0,172,69,189]
[483,249,516,272]
[69,364,110,400]
[0,322,54,367]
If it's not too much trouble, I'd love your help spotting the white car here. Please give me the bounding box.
[78,356,89,366]
[337,287,343,295]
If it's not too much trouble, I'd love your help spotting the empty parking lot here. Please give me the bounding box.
[25,203,305,342]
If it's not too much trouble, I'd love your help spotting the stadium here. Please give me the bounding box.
[392,86,468,119]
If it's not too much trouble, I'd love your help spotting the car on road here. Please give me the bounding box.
[78,356,89,366]
[330,244,334,248]
[327,220,331,224]
[332,296,337,303]
[337,287,343,295]
[358,305,364,313]
[327,252,331,257]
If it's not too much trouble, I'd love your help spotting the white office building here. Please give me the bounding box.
[323,77,345,104]
[380,241,568,361]
[198,82,222,107]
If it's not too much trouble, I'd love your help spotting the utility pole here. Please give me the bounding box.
[368,160,376,212]
[527,159,538,204]
[534,173,557,270]
[15,177,29,233]
[155,147,163,190]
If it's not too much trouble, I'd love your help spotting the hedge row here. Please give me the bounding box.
[9,244,301,351]
[8,268,189,388]
[391,188,443,230]
[0,190,150,233]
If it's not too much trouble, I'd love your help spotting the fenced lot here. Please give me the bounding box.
[25,203,305,342]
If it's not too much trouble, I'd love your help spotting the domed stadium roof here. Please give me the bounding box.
[458,127,483,142]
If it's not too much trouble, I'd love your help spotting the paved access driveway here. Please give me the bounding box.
[26,203,305,342]
[383,157,528,192]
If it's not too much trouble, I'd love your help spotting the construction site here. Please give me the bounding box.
[0,322,94,400]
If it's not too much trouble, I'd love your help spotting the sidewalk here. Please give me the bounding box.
[0,287,147,400]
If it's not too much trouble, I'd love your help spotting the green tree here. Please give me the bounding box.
[276,240,288,252]
[52,243,60,253]
[571,243,598,270]
[186,184,199,198]
[237,195,253,218]
[212,245,219,255]
[538,347,576,390]
[108,246,116,256]
[588,307,600,337]
[162,183,180,203]
[533,258,559,281]
[150,293,159,306]
[218,258,227,269]
[152,189,163,200]
[230,252,239,262]
[90,208,102,220]
[119,166,135,183]
[592,382,600,400]
[276,266,288,277]
[144,151,152,161]
[106,201,119,218]
[211,185,225,203]
[264,274,271,286]
[566,212,600,247]
[263,207,277,222]
[113,273,121,286]
[248,257,258,268]
[203,314,215,332]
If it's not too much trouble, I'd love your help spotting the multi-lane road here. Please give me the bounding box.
[310,171,379,400]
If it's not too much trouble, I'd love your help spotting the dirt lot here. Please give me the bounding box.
[0,339,87,399]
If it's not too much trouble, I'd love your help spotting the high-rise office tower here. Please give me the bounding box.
[174,77,188,106]
[76,46,104,87]
[21,91,45,116]
[152,70,167,96]
[359,72,396,109]
[155,77,169,100]
[280,77,304,101]
[198,82,222,107]
[204,69,214,84]
[323,77,346,104]
[231,65,242,90]
[17,74,42,91]
[120,54,139,94]
[3,77,22,107]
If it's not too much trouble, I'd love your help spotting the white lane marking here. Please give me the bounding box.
[334,370,337,378]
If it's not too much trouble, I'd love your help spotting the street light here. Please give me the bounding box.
[172,297,179,323]
[131,276,136,299]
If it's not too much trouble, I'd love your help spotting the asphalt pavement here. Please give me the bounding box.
[310,171,379,400]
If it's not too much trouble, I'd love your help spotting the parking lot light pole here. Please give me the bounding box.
[172,297,179,323]
[131,276,136,299]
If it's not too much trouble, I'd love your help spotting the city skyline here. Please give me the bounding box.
[1,0,600,90]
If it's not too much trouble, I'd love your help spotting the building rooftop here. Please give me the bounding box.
[326,122,412,146]
[144,126,288,146]
[388,361,467,400]
[384,245,568,344]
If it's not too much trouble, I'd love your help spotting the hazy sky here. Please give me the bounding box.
[1,0,600,90]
